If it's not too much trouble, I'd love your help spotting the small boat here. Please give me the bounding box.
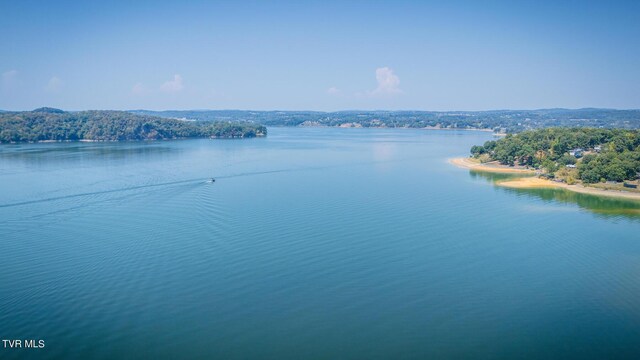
[208,178,216,183]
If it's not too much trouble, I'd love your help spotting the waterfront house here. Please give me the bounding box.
[569,148,584,158]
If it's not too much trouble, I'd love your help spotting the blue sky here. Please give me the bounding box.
[1,0,639,111]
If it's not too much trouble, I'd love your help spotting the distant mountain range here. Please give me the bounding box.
[130,108,640,133]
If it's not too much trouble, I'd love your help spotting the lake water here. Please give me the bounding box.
[1,127,639,359]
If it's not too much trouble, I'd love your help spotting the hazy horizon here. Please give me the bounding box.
[4,106,640,113]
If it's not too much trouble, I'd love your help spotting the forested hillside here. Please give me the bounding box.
[0,109,266,143]
[470,128,640,183]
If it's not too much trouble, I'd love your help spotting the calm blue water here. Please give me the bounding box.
[1,127,639,359]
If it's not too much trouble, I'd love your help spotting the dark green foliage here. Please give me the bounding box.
[557,154,577,166]
[470,128,640,183]
[577,151,640,183]
[32,107,65,114]
[0,110,266,143]
[470,145,486,155]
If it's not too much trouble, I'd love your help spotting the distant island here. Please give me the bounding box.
[131,108,640,133]
[0,108,266,143]
[454,128,640,200]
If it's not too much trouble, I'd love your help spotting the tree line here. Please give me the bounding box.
[133,108,640,133]
[470,128,640,183]
[0,108,266,143]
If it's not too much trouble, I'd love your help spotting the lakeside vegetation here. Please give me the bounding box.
[469,128,640,186]
[0,108,266,143]
[132,108,640,133]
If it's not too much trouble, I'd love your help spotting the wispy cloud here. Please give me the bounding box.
[45,76,63,93]
[369,67,401,96]
[2,70,18,82]
[327,86,341,95]
[160,74,184,93]
[2,70,18,90]
[131,82,149,95]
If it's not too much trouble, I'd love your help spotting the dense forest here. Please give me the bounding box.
[470,128,640,184]
[132,108,640,133]
[0,108,266,143]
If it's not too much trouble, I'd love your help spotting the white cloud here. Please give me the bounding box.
[2,70,18,89]
[2,70,17,82]
[327,86,341,95]
[131,82,148,95]
[160,74,184,93]
[369,67,402,96]
[45,76,63,93]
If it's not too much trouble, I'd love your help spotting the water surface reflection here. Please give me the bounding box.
[470,170,640,219]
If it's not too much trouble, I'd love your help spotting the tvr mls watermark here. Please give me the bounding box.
[2,339,45,349]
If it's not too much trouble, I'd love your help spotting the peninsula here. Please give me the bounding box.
[456,128,640,201]
[0,108,267,143]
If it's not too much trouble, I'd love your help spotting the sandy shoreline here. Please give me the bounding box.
[449,157,535,174]
[497,177,640,201]
[450,157,640,201]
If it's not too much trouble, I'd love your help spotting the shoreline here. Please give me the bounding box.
[450,157,640,201]
[497,177,640,201]
[449,157,535,174]
[291,124,497,133]
[1,134,266,144]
